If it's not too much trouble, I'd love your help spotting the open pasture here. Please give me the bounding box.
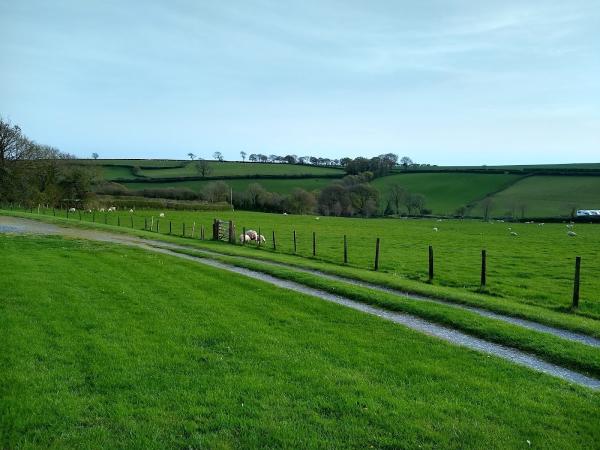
[2,234,599,449]
[34,208,600,319]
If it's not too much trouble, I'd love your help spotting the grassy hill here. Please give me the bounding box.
[121,177,335,194]
[472,176,600,218]
[372,173,522,215]
[87,159,600,218]
[82,159,343,181]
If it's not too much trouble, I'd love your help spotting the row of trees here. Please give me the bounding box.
[0,118,97,207]
[185,151,417,171]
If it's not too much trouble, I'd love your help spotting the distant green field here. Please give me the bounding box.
[122,177,334,194]
[79,159,185,167]
[138,161,342,178]
[101,165,137,181]
[372,173,522,215]
[474,176,600,218]
[2,234,599,448]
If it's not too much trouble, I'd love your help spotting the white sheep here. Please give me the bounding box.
[315,217,320,220]
[283,212,288,215]
[107,206,116,212]
[246,230,258,240]
[258,234,266,243]
[68,207,76,212]
[432,227,438,232]
[159,212,165,217]
[99,208,105,212]
[567,231,577,237]
[239,233,251,243]
[129,209,134,213]
[566,224,574,229]
[510,231,518,236]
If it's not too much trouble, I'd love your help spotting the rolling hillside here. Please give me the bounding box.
[472,176,600,218]
[371,173,522,215]
[88,159,600,218]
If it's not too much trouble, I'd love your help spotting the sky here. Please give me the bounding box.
[1,0,599,165]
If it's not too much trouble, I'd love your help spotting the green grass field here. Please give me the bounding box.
[122,177,335,194]
[372,173,522,214]
[138,161,342,178]
[18,208,600,320]
[474,176,600,218]
[2,234,599,448]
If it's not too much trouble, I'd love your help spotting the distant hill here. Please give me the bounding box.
[85,159,600,218]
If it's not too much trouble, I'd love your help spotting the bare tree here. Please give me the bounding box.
[388,184,407,214]
[481,197,494,221]
[240,151,247,162]
[213,151,224,162]
[92,152,99,160]
[187,152,196,160]
[195,159,212,177]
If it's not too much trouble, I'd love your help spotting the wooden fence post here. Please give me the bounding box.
[480,250,487,288]
[228,220,235,243]
[312,231,316,256]
[169,221,172,234]
[428,245,434,281]
[374,238,380,271]
[131,216,134,228]
[293,230,297,254]
[192,222,196,237]
[343,235,348,264]
[53,208,56,217]
[201,225,205,240]
[212,219,218,240]
[258,227,261,247]
[242,227,246,245]
[156,219,160,233]
[573,256,581,308]
[272,230,276,251]
[66,209,69,219]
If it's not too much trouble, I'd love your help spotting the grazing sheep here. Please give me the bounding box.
[246,230,258,240]
[283,212,288,215]
[315,217,320,220]
[258,234,266,243]
[510,231,518,236]
[129,209,134,213]
[432,227,438,232]
[159,212,165,217]
[566,224,574,229]
[239,233,251,243]
[99,208,105,212]
[68,207,76,212]
[107,206,116,212]
[567,231,577,237]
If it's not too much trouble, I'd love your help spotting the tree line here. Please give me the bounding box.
[0,117,97,207]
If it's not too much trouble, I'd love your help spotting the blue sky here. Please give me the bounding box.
[1,1,599,164]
